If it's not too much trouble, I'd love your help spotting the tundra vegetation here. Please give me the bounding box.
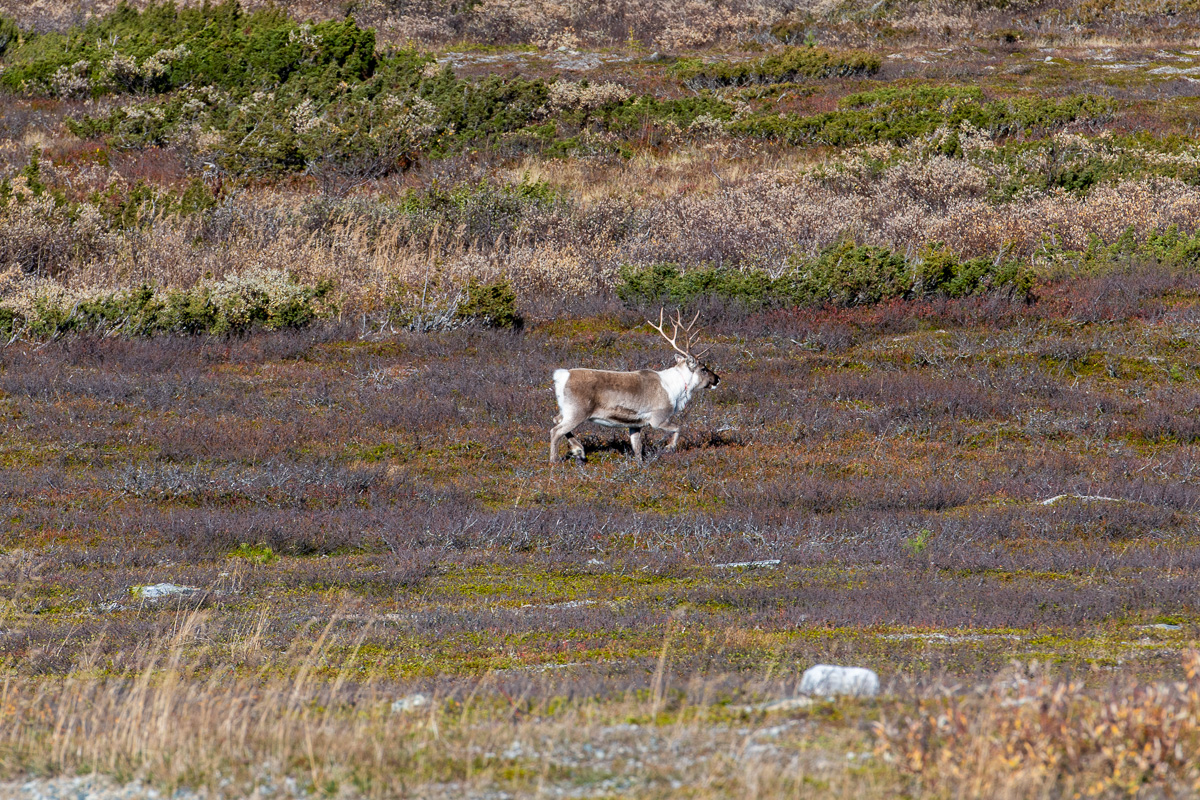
[6,0,1200,797]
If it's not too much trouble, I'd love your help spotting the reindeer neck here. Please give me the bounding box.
[657,362,696,413]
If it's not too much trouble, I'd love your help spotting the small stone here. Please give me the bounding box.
[391,693,431,713]
[131,583,199,601]
[799,664,880,697]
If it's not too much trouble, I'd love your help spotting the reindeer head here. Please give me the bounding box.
[648,308,720,389]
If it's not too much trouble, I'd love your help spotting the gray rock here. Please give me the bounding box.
[391,693,431,713]
[799,664,879,697]
[131,583,198,601]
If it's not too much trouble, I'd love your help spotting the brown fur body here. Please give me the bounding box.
[549,356,719,462]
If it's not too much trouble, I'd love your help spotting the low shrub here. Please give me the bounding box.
[0,269,335,339]
[1036,225,1200,280]
[0,14,18,59]
[1,3,376,98]
[599,95,735,136]
[617,241,1034,308]
[456,278,522,329]
[733,87,1115,147]
[303,175,566,252]
[673,46,881,89]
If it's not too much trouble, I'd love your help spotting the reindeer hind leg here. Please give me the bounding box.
[550,409,588,463]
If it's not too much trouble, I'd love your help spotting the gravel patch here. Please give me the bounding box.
[0,776,201,800]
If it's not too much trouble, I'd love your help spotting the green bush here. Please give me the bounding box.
[733,87,1115,147]
[0,14,19,59]
[423,74,549,149]
[456,279,522,329]
[673,47,881,89]
[600,95,735,134]
[0,306,17,338]
[1036,225,1200,278]
[617,241,1035,309]
[1,271,335,339]
[1,2,376,98]
[48,5,554,179]
[229,543,278,565]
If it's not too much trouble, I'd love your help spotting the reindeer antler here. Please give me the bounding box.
[647,307,703,359]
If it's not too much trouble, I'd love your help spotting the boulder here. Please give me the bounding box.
[800,664,880,697]
[131,583,199,601]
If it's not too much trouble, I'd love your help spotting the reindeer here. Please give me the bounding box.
[549,310,720,463]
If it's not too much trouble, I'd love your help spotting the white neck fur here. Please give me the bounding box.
[657,362,696,414]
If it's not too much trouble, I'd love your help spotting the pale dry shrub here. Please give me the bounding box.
[888,4,981,38]
[460,0,784,47]
[49,59,91,99]
[654,1,768,49]
[688,113,730,138]
[610,140,1200,270]
[0,263,92,320]
[503,242,614,299]
[876,651,1200,797]
[534,26,584,50]
[379,13,455,45]
[880,156,990,207]
[930,179,1200,262]
[34,182,605,317]
[543,80,632,114]
[0,189,115,277]
[102,44,189,93]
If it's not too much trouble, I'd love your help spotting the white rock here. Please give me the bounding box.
[1039,493,1124,506]
[800,664,880,697]
[131,583,198,601]
[390,693,431,713]
[714,559,780,569]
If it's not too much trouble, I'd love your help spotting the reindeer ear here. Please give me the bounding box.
[675,354,686,364]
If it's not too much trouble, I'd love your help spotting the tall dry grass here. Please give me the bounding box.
[6,606,1200,798]
[1,607,884,798]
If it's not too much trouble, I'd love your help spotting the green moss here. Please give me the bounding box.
[229,542,278,564]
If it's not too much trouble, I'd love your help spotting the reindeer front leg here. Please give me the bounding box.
[648,412,681,453]
[661,424,681,452]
